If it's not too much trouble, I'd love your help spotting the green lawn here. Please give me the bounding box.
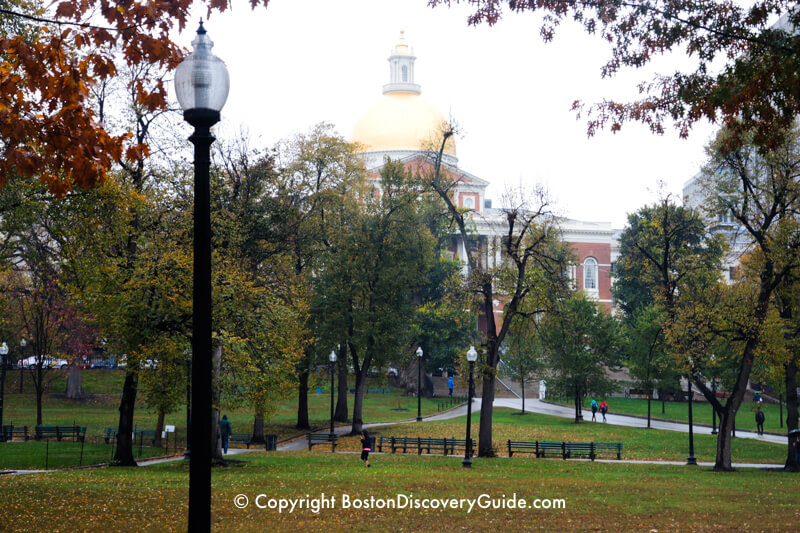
[548,396,787,434]
[0,451,795,532]
[332,408,786,464]
[0,440,168,470]
[1,371,450,446]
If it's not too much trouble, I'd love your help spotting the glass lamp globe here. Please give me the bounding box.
[329,350,337,363]
[174,21,230,113]
[466,345,478,363]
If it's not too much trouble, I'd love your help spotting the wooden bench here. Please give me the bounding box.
[229,433,252,448]
[103,427,117,444]
[507,440,623,461]
[377,436,475,455]
[35,425,86,442]
[366,388,392,394]
[134,429,158,446]
[307,432,337,451]
[2,425,29,441]
[507,440,543,457]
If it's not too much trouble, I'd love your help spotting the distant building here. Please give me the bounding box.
[351,33,619,330]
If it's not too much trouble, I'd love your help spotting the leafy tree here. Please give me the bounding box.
[501,316,545,414]
[623,304,680,427]
[315,159,436,435]
[682,123,800,470]
[540,293,622,423]
[430,1,800,148]
[614,197,725,320]
[426,129,571,456]
[0,0,270,193]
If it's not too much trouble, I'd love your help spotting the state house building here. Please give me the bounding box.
[350,33,617,324]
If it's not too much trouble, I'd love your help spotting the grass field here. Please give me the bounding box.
[0,440,169,470]
[0,451,796,532]
[1,370,448,445]
[332,408,786,464]
[548,397,788,434]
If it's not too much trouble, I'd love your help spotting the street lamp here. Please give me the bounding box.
[18,339,25,394]
[463,345,478,468]
[329,350,337,435]
[416,346,423,422]
[0,342,8,442]
[687,377,697,465]
[175,20,229,533]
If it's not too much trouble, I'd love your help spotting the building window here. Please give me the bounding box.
[402,65,408,82]
[584,257,598,290]
[463,195,475,209]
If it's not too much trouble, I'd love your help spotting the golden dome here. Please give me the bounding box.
[351,92,457,156]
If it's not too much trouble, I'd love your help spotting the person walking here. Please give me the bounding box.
[755,406,765,436]
[599,400,609,422]
[448,375,454,397]
[220,414,232,454]
[590,399,598,422]
[360,429,372,467]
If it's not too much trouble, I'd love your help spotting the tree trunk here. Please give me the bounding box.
[715,410,735,471]
[784,356,798,471]
[335,344,348,422]
[296,366,310,430]
[66,366,83,399]
[574,389,581,424]
[521,377,525,414]
[252,411,265,444]
[478,369,496,457]
[154,410,165,448]
[351,369,366,435]
[647,392,652,429]
[114,370,139,466]
[211,341,224,463]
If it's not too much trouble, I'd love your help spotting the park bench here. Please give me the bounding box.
[35,425,86,442]
[507,440,623,461]
[306,432,337,452]
[229,433,252,448]
[377,436,476,455]
[2,425,29,441]
[366,388,392,394]
[103,427,117,444]
[134,429,158,446]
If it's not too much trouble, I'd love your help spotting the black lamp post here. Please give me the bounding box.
[329,350,337,435]
[416,346,423,422]
[175,20,230,532]
[185,356,191,458]
[711,380,717,435]
[463,345,478,468]
[0,342,8,441]
[687,377,697,465]
[18,338,25,394]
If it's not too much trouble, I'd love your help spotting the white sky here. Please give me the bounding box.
[180,0,721,228]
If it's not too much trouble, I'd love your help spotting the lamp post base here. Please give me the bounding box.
[686,455,697,465]
[416,417,422,422]
[462,457,472,468]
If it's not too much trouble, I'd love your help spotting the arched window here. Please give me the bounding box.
[401,65,408,82]
[584,257,597,290]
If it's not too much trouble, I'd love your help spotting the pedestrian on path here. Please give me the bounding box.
[600,400,609,422]
[755,406,765,435]
[220,414,232,454]
[360,429,372,467]
[590,399,598,422]
[448,375,454,397]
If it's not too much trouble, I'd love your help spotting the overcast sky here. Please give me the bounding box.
[179,0,721,228]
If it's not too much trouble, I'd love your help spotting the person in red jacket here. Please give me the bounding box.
[599,400,609,422]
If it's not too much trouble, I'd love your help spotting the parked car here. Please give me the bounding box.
[90,360,117,369]
[19,356,69,369]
